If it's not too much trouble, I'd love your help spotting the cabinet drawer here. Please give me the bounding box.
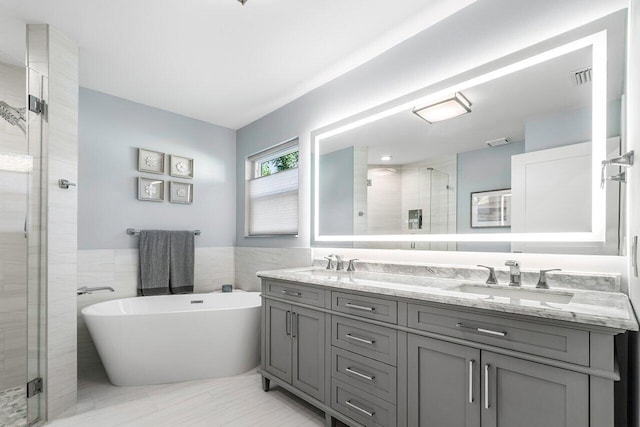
[332,378,396,427]
[263,280,325,307]
[332,347,397,404]
[408,303,589,366]
[332,316,397,366]
[332,292,398,324]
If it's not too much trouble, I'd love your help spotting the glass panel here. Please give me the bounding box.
[0,56,28,426]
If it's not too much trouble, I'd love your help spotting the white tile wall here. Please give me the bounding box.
[44,25,79,420]
[234,247,313,292]
[76,247,235,374]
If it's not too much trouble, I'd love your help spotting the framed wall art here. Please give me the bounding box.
[138,177,165,202]
[169,181,193,204]
[169,155,194,179]
[138,148,165,174]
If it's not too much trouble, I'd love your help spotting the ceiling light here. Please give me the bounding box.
[380,155,392,161]
[237,0,248,5]
[486,137,512,147]
[412,92,472,124]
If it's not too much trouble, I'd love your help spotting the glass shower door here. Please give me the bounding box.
[0,61,29,426]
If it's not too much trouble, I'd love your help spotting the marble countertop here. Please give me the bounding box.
[257,267,639,331]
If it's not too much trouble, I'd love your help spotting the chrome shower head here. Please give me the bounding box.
[0,101,26,134]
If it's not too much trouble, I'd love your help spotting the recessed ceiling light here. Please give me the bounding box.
[380,155,392,161]
[413,92,472,124]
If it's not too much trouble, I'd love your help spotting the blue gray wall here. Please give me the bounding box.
[78,88,236,249]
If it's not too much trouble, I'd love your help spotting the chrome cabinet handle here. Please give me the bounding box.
[456,323,507,337]
[291,312,297,338]
[345,302,375,312]
[345,333,375,345]
[281,289,301,297]
[345,400,375,417]
[469,360,474,403]
[484,364,490,409]
[345,367,375,381]
[285,311,291,336]
[633,236,638,278]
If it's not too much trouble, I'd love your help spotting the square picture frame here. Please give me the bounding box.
[470,188,511,228]
[138,148,165,174]
[169,154,194,179]
[169,181,193,204]
[137,177,165,202]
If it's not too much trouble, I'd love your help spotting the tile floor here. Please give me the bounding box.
[0,386,26,427]
[48,367,326,427]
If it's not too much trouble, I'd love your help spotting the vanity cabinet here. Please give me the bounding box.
[407,335,589,427]
[264,298,326,401]
[259,278,625,427]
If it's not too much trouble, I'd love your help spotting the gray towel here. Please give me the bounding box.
[169,231,194,294]
[139,230,171,296]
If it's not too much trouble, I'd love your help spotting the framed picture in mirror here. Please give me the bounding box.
[169,181,193,204]
[471,189,511,228]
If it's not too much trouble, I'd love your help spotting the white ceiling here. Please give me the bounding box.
[0,0,474,129]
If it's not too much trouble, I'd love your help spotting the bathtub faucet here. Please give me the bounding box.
[77,286,115,295]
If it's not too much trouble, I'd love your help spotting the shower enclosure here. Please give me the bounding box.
[0,29,47,427]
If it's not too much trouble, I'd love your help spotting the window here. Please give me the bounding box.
[246,138,299,236]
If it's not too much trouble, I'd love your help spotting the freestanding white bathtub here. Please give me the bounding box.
[82,291,261,386]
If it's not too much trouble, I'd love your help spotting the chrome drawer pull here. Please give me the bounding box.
[345,302,375,312]
[345,367,375,381]
[484,364,490,409]
[456,323,507,337]
[469,359,474,403]
[345,333,375,345]
[281,290,301,297]
[345,400,375,417]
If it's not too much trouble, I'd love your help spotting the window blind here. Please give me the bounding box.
[247,167,299,235]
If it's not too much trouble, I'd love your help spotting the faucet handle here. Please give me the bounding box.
[347,259,359,272]
[324,256,334,270]
[536,269,561,289]
[477,265,497,285]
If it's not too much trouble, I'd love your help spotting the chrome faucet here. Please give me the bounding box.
[330,254,345,271]
[77,286,115,295]
[536,269,561,289]
[477,265,497,285]
[505,260,521,287]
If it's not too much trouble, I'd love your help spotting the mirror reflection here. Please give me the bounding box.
[317,21,625,254]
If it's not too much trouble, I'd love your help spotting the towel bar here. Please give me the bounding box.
[126,228,201,236]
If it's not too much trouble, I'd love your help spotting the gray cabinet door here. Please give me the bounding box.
[292,306,325,401]
[265,299,292,384]
[481,352,588,427]
[408,335,481,427]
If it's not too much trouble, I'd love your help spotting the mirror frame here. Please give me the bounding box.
[313,29,609,244]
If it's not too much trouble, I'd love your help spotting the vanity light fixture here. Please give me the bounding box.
[380,155,392,161]
[412,92,472,124]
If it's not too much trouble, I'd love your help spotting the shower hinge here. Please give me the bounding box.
[27,377,43,398]
[28,95,47,118]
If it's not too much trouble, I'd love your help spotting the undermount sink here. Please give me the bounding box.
[453,284,574,304]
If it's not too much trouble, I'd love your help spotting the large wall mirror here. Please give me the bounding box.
[312,11,627,255]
